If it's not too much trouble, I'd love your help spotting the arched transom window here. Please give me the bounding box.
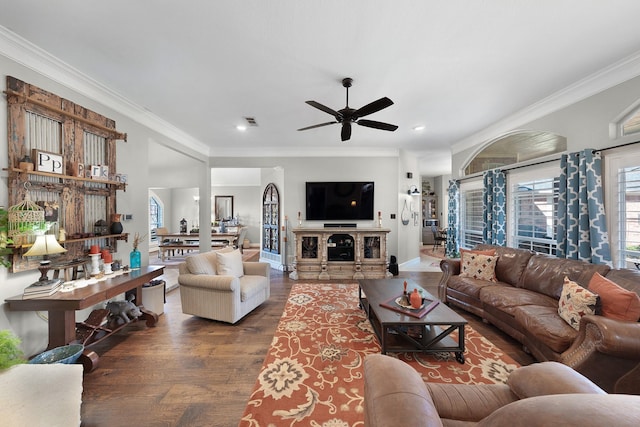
[464,130,567,176]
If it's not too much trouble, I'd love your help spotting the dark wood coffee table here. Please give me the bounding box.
[358,278,467,363]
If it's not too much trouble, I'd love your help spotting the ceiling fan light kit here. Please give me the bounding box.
[298,77,398,141]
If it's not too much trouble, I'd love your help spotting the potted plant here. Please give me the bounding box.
[0,330,26,369]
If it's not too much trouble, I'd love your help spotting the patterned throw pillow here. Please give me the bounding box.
[558,277,599,330]
[459,252,498,282]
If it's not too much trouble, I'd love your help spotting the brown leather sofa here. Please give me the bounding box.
[438,244,640,394]
[364,354,640,427]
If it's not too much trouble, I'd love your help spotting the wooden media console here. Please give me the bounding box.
[289,227,391,280]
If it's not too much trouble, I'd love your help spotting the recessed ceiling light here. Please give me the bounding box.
[236,125,247,131]
[413,125,425,131]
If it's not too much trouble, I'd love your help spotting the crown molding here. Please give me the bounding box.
[451,49,640,154]
[0,25,210,156]
[209,145,399,158]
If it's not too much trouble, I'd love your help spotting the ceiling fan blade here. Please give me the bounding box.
[357,119,398,132]
[305,100,341,119]
[353,97,394,118]
[297,121,338,131]
[341,122,352,141]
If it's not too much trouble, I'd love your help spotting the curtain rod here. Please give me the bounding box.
[457,138,640,182]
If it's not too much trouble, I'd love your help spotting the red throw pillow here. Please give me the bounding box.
[588,272,640,322]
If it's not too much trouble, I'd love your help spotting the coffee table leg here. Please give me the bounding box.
[456,324,466,364]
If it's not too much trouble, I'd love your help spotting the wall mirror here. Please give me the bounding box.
[215,195,234,221]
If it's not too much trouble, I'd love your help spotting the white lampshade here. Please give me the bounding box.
[23,234,67,257]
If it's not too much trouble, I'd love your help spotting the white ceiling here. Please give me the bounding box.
[3,1,640,177]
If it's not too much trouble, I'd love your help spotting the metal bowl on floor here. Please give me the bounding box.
[29,344,84,365]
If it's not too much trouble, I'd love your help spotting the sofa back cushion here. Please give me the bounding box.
[603,268,640,297]
[185,246,234,275]
[519,255,610,299]
[475,244,533,286]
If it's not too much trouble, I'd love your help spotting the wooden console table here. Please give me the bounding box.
[5,265,164,371]
[157,232,239,260]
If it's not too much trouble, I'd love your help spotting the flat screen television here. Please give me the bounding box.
[305,181,375,221]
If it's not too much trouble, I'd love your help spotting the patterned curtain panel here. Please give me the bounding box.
[446,180,460,257]
[482,169,506,245]
[557,149,611,264]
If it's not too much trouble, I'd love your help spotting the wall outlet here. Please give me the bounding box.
[123,214,133,221]
[390,214,396,219]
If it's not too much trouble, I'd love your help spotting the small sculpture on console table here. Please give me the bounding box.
[106,294,142,325]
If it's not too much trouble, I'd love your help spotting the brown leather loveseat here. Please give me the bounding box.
[364,354,640,427]
[439,244,640,394]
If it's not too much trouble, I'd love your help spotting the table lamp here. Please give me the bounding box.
[23,234,67,282]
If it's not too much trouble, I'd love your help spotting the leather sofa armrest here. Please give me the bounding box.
[561,315,640,394]
[364,354,444,427]
[177,273,239,292]
[563,315,640,361]
[477,394,640,427]
[243,261,270,278]
[438,258,460,302]
[507,361,604,398]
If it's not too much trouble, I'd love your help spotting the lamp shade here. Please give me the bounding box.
[23,234,67,257]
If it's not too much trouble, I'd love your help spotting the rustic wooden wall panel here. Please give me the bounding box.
[4,76,127,273]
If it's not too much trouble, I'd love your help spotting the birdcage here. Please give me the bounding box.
[8,189,45,245]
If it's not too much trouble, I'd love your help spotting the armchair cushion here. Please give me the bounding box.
[241,275,268,302]
[588,272,640,321]
[216,249,244,278]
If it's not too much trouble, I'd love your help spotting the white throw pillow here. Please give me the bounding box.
[217,249,244,278]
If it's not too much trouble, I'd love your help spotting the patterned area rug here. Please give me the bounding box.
[239,283,519,426]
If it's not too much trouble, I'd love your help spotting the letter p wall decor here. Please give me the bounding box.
[33,149,63,174]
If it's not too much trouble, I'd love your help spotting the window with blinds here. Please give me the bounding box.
[461,188,483,249]
[512,178,558,254]
[617,166,640,264]
[622,108,640,136]
[149,197,163,242]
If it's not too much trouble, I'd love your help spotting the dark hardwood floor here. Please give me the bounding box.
[80,268,534,427]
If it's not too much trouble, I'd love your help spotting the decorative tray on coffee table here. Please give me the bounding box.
[379,294,440,319]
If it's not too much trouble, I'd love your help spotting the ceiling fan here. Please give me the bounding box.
[298,77,398,141]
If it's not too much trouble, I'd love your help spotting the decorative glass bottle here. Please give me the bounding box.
[130,248,141,270]
[130,231,142,270]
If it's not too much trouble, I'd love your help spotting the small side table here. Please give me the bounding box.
[51,258,91,282]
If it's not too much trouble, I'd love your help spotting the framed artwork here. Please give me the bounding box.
[32,149,63,174]
[77,163,85,178]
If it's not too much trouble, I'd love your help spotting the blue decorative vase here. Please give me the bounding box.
[130,248,141,269]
